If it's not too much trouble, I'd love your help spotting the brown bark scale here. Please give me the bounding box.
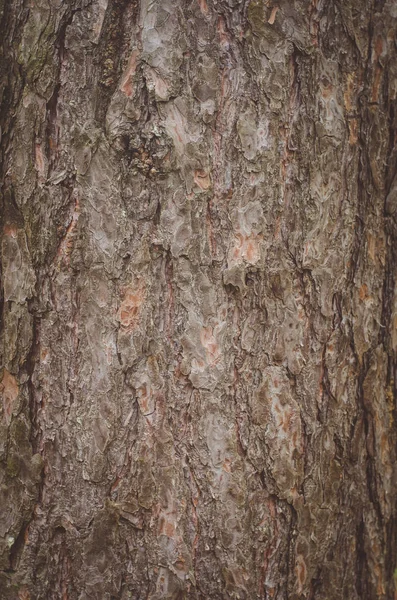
[0,0,397,598]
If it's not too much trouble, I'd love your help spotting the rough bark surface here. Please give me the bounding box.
[1,0,397,598]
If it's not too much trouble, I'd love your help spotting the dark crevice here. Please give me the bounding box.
[386,483,397,598]
[285,502,298,600]
[348,2,376,287]
[7,521,30,572]
[45,5,81,171]
[355,518,374,600]
[45,82,61,169]
[308,568,323,600]
[356,349,384,528]
[94,0,137,124]
[25,312,41,453]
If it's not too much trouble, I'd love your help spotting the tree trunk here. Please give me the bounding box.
[1,0,397,598]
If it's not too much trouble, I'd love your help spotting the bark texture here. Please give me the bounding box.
[1,0,397,598]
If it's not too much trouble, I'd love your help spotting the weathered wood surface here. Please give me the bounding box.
[1,0,397,598]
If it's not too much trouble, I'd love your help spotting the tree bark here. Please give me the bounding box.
[1,0,397,598]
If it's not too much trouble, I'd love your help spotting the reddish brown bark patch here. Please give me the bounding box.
[120,50,139,98]
[1,369,19,425]
[119,280,145,331]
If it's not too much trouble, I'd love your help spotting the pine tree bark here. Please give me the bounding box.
[1,0,397,598]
